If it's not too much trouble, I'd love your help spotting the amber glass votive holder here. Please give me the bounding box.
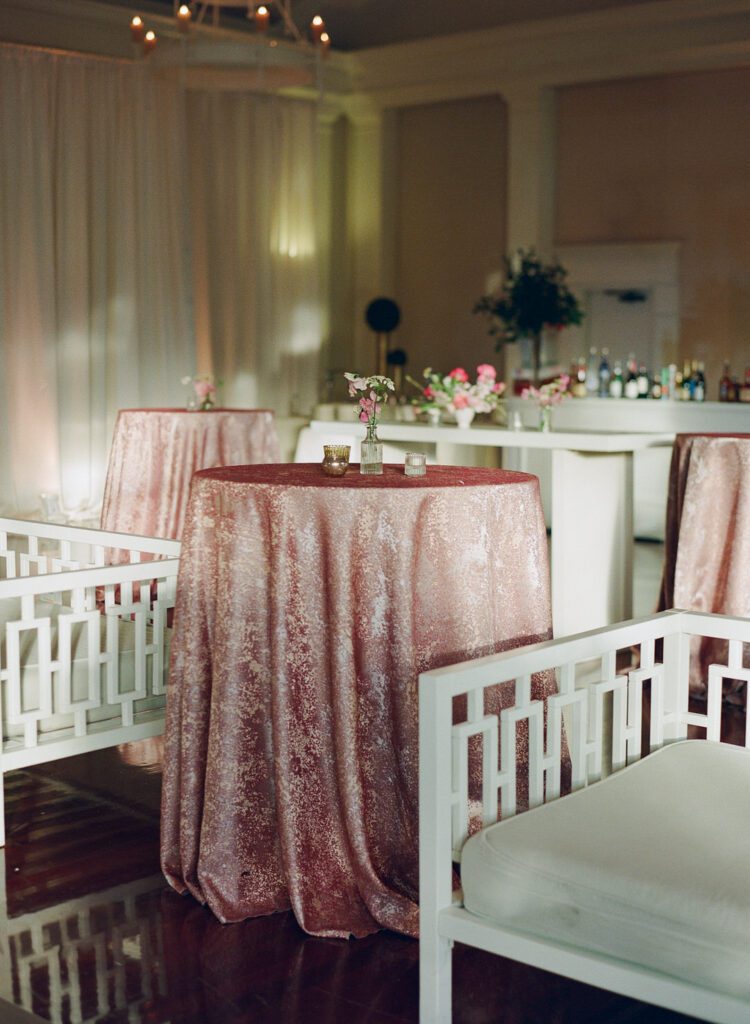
[321,444,351,476]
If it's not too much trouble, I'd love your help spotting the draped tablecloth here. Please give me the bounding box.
[100,409,281,539]
[160,463,555,939]
[658,433,750,702]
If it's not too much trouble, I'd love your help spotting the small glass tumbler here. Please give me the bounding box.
[404,452,426,477]
[321,444,351,476]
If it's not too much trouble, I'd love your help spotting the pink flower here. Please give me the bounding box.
[492,381,506,394]
[194,380,216,399]
[452,392,469,409]
[358,396,379,422]
[423,386,434,399]
[448,367,469,382]
[476,363,496,380]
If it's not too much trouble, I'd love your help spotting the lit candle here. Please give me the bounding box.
[176,4,191,33]
[143,29,157,54]
[130,15,146,43]
[254,5,270,32]
[310,14,324,43]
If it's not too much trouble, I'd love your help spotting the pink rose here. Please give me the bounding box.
[476,363,496,380]
[452,392,469,409]
[492,381,506,394]
[448,367,469,382]
[194,380,216,399]
[423,386,434,399]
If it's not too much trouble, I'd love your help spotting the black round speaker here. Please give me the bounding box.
[365,297,400,334]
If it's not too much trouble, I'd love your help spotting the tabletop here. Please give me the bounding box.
[161,463,557,938]
[99,407,281,539]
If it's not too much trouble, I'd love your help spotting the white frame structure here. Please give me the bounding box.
[0,519,180,846]
[419,609,750,1024]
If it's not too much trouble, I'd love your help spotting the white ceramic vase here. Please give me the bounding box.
[454,407,475,429]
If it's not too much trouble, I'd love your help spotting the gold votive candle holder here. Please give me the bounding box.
[321,444,351,476]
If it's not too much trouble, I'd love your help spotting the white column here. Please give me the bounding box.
[503,83,556,255]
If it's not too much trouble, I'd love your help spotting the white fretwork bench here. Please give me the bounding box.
[420,609,750,1024]
[0,518,180,846]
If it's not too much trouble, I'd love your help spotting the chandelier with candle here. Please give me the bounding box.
[129,1,330,58]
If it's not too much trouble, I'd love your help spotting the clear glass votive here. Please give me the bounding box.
[404,451,426,477]
[321,444,351,476]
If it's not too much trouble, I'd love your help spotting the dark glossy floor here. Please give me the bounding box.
[1,741,693,1024]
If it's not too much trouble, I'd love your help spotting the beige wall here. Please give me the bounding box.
[556,68,750,395]
[395,96,507,384]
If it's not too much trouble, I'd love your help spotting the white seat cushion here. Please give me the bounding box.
[461,741,750,998]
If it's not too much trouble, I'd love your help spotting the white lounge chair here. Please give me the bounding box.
[0,518,180,845]
[419,609,750,1024]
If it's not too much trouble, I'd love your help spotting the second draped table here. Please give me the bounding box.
[161,464,556,938]
[100,408,281,539]
[658,433,750,702]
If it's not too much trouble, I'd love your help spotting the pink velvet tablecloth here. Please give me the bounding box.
[160,463,555,938]
[100,408,281,539]
[658,433,750,701]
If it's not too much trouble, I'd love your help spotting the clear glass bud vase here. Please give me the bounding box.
[360,421,383,475]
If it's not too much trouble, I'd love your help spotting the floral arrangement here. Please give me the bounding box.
[409,364,505,415]
[521,374,571,408]
[344,372,396,427]
[474,250,583,345]
[181,373,221,411]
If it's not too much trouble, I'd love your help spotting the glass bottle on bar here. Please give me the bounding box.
[719,361,736,402]
[739,366,750,404]
[585,347,598,395]
[624,354,639,399]
[637,364,650,398]
[609,360,624,398]
[693,361,706,402]
[598,348,611,397]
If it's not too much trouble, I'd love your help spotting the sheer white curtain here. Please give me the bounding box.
[0,46,323,516]
[187,91,321,417]
[0,46,194,515]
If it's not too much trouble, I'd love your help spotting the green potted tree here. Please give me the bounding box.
[474,249,583,385]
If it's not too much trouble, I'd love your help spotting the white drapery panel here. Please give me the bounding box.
[0,47,193,515]
[187,91,321,418]
[0,46,323,516]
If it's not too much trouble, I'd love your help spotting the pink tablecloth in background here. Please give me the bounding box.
[160,463,556,939]
[658,433,750,701]
[100,408,280,539]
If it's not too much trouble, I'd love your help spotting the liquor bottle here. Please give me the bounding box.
[739,366,750,404]
[667,364,677,400]
[637,364,650,399]
[571,357,587,398]
[585,347,598,395]
[609,361,624,398]
[651,372,663,400]
[693,361,706,402]
[598,348,611,397]
[624,358,639,399]
[719,361,736,402]
[680,360,693,401]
